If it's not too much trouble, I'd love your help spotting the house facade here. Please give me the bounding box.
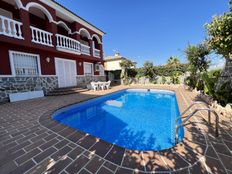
[104,52,136,83]
[0,0,105,102]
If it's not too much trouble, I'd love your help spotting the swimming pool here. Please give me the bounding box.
[53,89,184,151]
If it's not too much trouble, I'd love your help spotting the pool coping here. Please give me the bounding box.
[38,86,210,173]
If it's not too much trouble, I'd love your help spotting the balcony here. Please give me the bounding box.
[0,15,102,58]
[0,15,23,40]
[56,34,81,55]
[30,26,53,47]
[80,44,90,55]
[93,48,101,58]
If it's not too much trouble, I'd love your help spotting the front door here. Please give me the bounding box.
[55,58,77,88]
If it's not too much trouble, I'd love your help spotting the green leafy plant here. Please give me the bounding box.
[161,76,167,84]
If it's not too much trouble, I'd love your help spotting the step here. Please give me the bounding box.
[47,87,89,96]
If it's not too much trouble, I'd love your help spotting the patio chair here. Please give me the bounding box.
[91,82,98,91]
[99,82,105,90]
[105,81,111,90]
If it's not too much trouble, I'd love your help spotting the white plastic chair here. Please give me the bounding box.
[99,82,105,90]
[105,81,111,90]
[91,82,98,91]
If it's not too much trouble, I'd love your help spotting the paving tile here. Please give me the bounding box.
[9,159,36,174]
[43,133,57,141]
[39,138,59,151]
[205,146,218,159]
[8,140,31,153]
[85,155,104,173]
[122,150,145,171]
[211,142,231,156]
[159,151,189,170]
[143,151,169,172]
[1,135,15,144]
[204,156,227,174]
[49,124,67,132]
[44,157,72,174]
[115,167,133,174]
[105,145,125,165]
[68,146,85,160]
[77,135,98,149]
[171,168,190,174]
[224,140,232,151]
[34,147,57,163]
[0,161,17,174]
[24,139,45,152]
[54,139,69,149]
[15,148,41,165]
[218,153,232,171]
[30,132,48,142]
[89,140,113,157]
[103,161,118,172]
[79,168,92,174]
[58,127,75,137]
[66,155,89,173]
[50,146,72,161]
[67,131,85,143]
[97,166,113,174]
[25,158,52,174]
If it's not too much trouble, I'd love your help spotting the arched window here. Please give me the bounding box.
[57,21,71,36]
[26,2,53,30]
[79,28,91,46]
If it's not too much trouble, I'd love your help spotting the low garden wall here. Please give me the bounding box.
[0,76,58,103]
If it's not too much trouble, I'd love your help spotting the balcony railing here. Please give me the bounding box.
[0,15,23,39]
[30,26,53,47]
[93,48,101,58]
[81,44,90,55]
[56,34,81,54]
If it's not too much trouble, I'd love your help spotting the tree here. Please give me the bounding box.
[184,43,211,88]
[185,43,210,74]
[205,0,232,90]
[119,59,135,84]
[167,56,180,68]
[167,57,181,84]
[205,4,232,60]
[142,61,156,80]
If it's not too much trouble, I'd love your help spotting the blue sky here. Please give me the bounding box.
[56,0,229,67]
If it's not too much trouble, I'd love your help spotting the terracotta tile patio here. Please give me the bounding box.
[0,85,232,174]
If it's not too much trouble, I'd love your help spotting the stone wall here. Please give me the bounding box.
[217,59,232,88]
[0,76,58,103]
[76,75,106,88]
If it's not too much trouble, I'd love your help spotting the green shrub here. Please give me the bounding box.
[185,76,196,88]
[162,76,167,84]
[214,82,232,106]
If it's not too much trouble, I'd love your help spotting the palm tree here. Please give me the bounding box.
[167,56,180,68]
[167,57,181,84]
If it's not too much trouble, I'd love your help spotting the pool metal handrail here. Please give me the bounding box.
[175,101,210,125]
[175,102,219,144]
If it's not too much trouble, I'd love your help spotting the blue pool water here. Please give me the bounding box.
[53,89,184,151]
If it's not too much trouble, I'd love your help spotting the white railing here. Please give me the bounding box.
[81,44,90,55]
[93,48,101,58]
[0,15,23,39]
[30,26,53,47]
[56,34,81,53]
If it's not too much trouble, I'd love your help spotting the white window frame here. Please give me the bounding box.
[83,62,94,76]
[9,50,41,77]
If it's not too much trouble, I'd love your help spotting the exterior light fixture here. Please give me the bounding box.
[46,57,50,63]
[79,62,82,66]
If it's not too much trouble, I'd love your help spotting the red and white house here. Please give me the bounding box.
[0,0,106,102]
